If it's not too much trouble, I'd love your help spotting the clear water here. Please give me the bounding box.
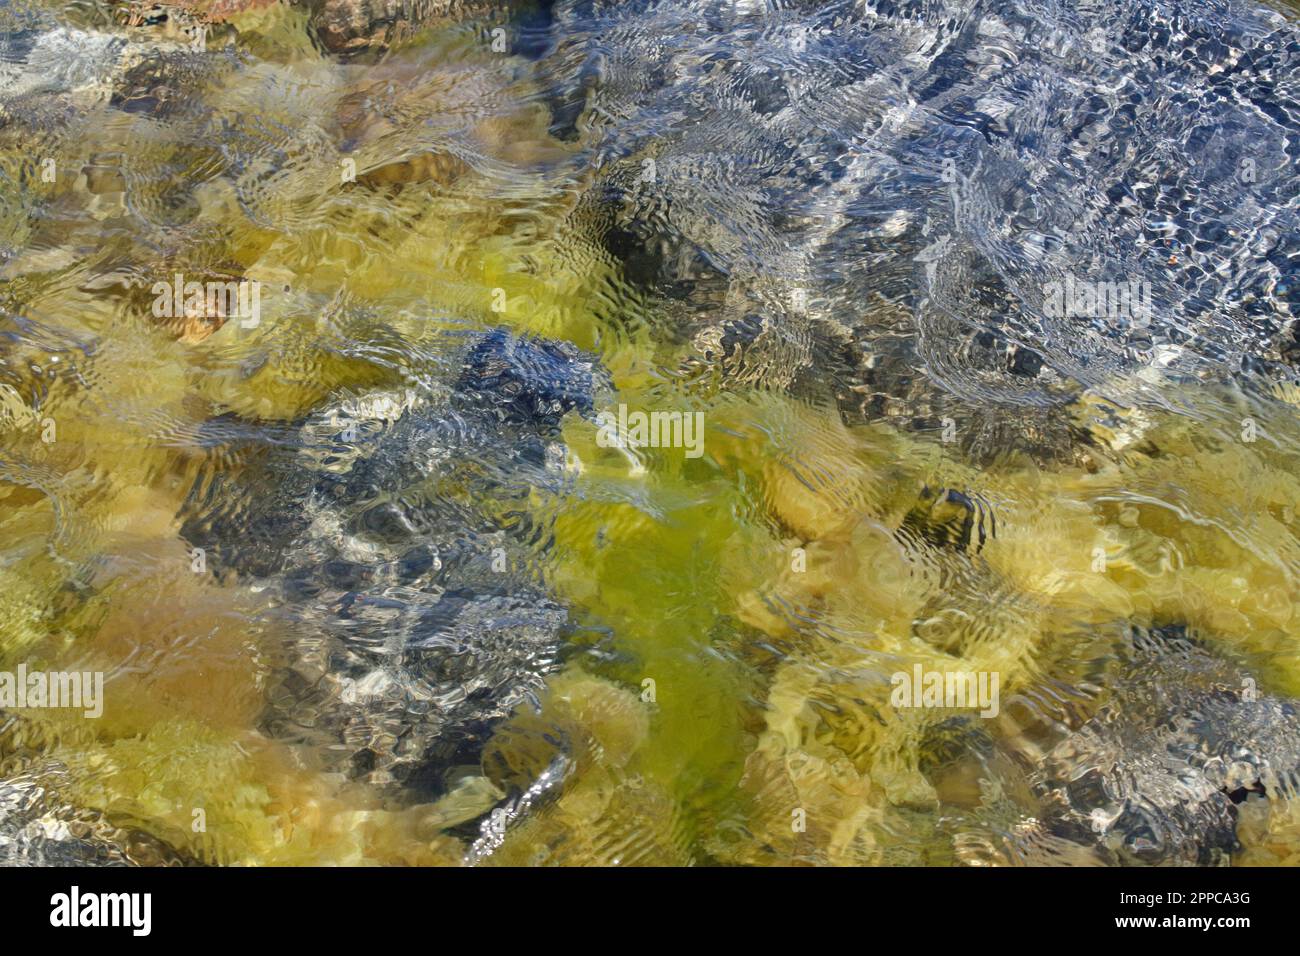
[2,0,1300,866]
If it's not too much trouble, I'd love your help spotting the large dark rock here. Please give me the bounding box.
[537,0,1300,457]
[180,329,603,800]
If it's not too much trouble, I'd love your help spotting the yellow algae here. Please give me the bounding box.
[714,659,885,866]
[481,669,693,866]
[37,718,462,865]
[0,565,52,663]
[548,381,1300,862]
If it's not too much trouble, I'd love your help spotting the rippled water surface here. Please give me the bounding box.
[3,0,1300,866]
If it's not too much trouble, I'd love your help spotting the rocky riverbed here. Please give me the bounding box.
[2,0,1300,867]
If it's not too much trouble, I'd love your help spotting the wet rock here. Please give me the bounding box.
[0,28,128,104]
[959,626,1300,865]
[541,0,1300,451]
[0,13,241,263]
[302,0,491,57]
[329,41,570,191]
[0,14,226,116]
[900,486,996,555]
[0,769,191,866]
[455,327,597,432]
[180,330,603,800]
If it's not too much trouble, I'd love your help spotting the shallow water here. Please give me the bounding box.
[2,0,1300,866]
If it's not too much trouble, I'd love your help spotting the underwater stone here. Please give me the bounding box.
[961,626,1300,865]
[302,0,496,56]
[542,0,1300,456]
[0,772,191,867]
[455,327,598,432]
[180,329,601,801]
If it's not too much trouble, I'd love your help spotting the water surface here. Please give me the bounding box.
[2,0,1300,866]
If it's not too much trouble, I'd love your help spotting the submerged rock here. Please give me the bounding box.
[540,0,1300,455]
[300,0,498,57]
[0,14,227,114]
[957,626,1300,865]
[180,329,602,800]
[0,767,191,866]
